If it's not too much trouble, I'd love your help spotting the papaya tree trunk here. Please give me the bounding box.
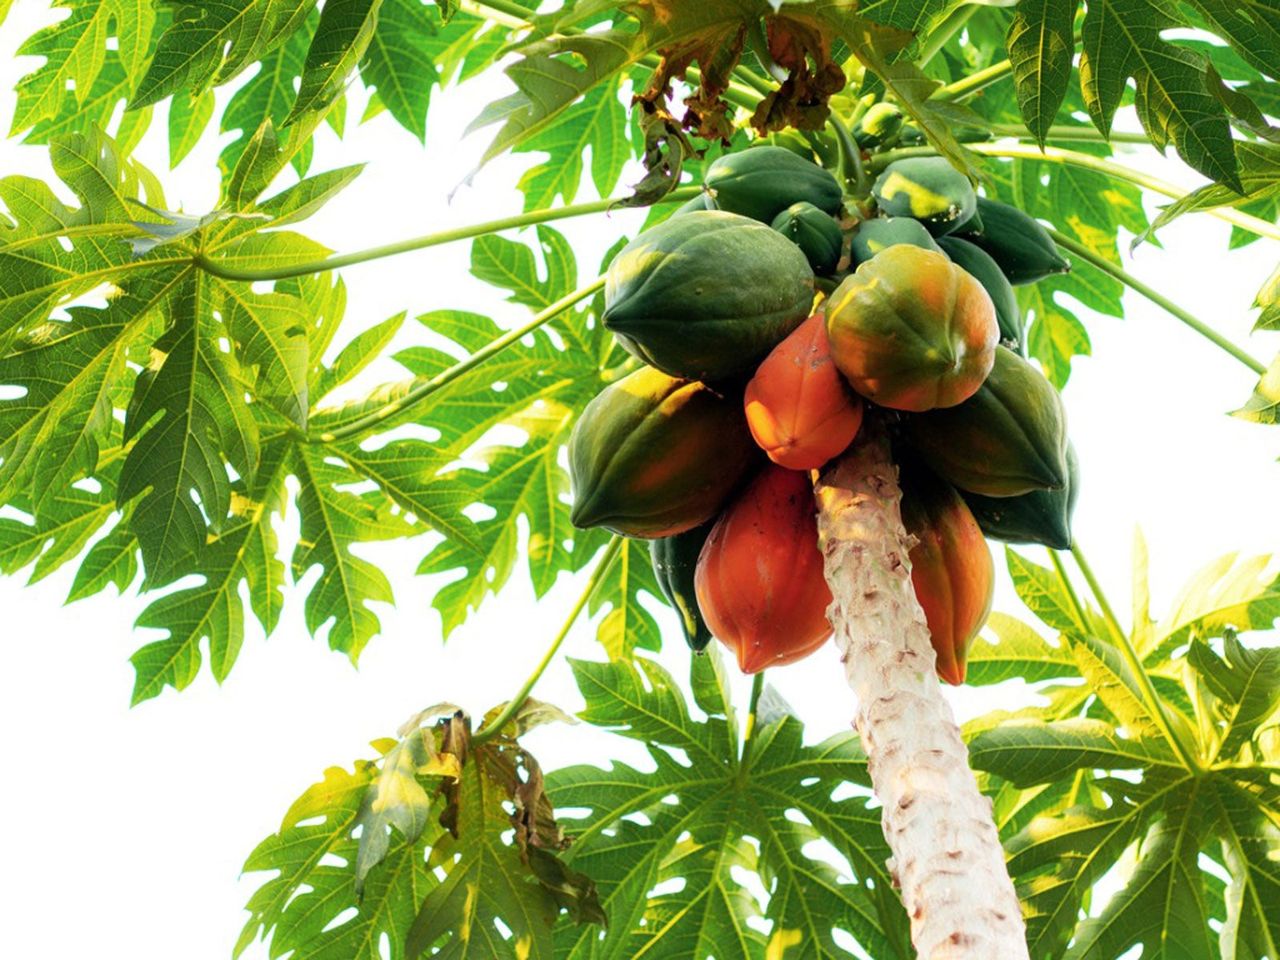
[814,424,1029,960]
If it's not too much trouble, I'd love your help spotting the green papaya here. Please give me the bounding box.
[603,210,815,381]
[771,201,844,275]
[569,366,758,538]
[756,130,839,169]
[854,102,903,149]
[872,157,976,237]
[672,194,709,216]
[937,235,1024,352]
[848,216,941,266]
[905,345,1069,497]
[650,523,714,652]
[960,443,1079,550]
[957,197,1070,284]
[704,146,843,223]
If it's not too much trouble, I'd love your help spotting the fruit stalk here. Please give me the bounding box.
[814,424,1029,960]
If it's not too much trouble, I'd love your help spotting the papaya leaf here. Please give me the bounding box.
[1063,783,1215,960]
[969,717,1180,787]
[1184,0,1280,80]
[1187,637,1280,762]
[1006,0,1076,146]
[1234,353,1280,426]
[966,612,1079,685]
[167,88,215,168]
[235,757,438,960]
[1153,552,1280,657]
[1211,779,1280,960]
[1255,264,1280,331]
[1137,142,1280,244]
[286,0,382,124]
[360,0,442,141]
[1006,548,1088,635]
[582,532,663,661]
[550,651,906,959]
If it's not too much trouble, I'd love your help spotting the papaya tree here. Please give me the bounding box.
[2,2,1279,959]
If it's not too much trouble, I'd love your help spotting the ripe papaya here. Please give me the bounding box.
[602,210,815,382]
[957,197,1070,285]
[937,235,1024,352]
[825,245,999,412]
[704,146,843,223]
[960,442,1079,550]
[854,102,903,149]
[848,216,941,266]
[695,465,832,673]
[905,345,1069,497]
[744,314,863,470]
[569,366,758,538]
[899,465,994,686]
[872,157,976,237]
[770,201,844,275]
[651,523,715,652]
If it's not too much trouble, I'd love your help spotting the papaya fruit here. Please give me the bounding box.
[672,194,709,216]
[695,465,832,673]
[904,345,1069,497]
[899,465,994,686]
[825,244,999,412]
[568,366,758,538]
[854,102,903,149]
[744,314,864,470]
[957,197,1070,284]
[871,157,976,237]
[602,210,815,382]
[704,146,843,223]
[937,235,1024,352]
[757,130,840,169]
[960,442,1079,549]
[848,216,941,266]
[770,201,844,275]
[651,523,715,652]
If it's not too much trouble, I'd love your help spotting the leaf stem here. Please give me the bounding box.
[1046,549,1092,636]
[915,3,977,68]
[985,123,1153,144]
[457,0,532,27]
[1068,544,1203,772]
[1048,228,1267,375]
[931,59,1012,102]
[311,277,606,442]
[472,535,623,745]
[867,142,1280,242]
[196,187,701,283]
[741,670,767,749]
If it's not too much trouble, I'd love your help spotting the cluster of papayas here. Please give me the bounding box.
[568,125,1079,683]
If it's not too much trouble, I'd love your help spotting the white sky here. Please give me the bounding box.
[1,3,1278,958]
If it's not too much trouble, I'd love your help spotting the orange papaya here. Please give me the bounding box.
[744,315,864,470]
[825,245,999,412]
[899,465,994,685]
[695,465,832,673]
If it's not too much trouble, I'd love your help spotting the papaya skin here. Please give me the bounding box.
[825,245,999,412]
[695,465,832,673]
[899,465,994,685]
[744,314,863,470]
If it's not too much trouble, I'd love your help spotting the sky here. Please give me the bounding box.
[1,4,1278,959]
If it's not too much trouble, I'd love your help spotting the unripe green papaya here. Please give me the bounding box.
[651,523,714,652]
[602,210,815,382]
[960,443,1079,550]
[872,157,976,237]
[937,236,1024,353]
[672,194,710,216]
[770,201,844,275]
[756,130,839,169]
[854,102,903,148]
[905,345,1070,497]
[704,146,843,223]
[569,366,759,538]
[848,216,941,266]
[957,197,1070,284]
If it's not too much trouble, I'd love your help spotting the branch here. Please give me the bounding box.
[472,535,623,745]
[815,424,1030,959]
[1048,228,1267,375]
[1065,545,1203,772]
[915,3,977,68]
[931,59,1012,102]
[196,188,700,283]
[311,277,606,443]
[985,123,1153,144]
